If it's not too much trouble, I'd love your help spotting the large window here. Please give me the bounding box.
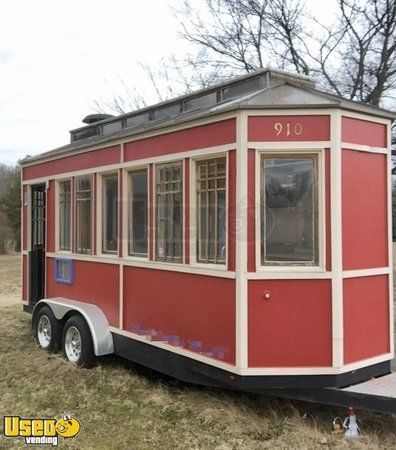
[261,155,318,266]
[129,170,148,257]
[75,176,92,254]
[196,158,226,264]
[102,174,118,254]
[59,180,71,251]
[155,162,183,262]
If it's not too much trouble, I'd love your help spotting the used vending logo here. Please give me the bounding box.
[3,414,81,446]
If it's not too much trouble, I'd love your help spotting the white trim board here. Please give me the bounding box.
[341,142,388,154]
[235,111,249,370]
[248,272,332,280]
[248,141,330,149]
[343,268,391,278]
[330,110,344,369]
[45,252,236,279]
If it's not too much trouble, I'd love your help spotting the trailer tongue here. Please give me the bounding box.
[262,372,396,414]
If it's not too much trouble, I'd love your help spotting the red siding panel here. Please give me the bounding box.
[23,145,121,181]
[123,267,236,364]
[343,275,390,364]
[342,117,387,148]
[227,150,236,271]
[46,180,55,253]
[248,279,332,367]
[124,119,236,161]
[342,150,388,270]
[248,115,330,142]
[46,258,119,327]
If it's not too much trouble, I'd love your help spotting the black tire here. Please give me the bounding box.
[62,315,96,368]
[34,306,62,352]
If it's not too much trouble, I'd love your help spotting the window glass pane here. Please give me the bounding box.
[217,190,226,263]
[261,156,318,265]
[59,180,71,251]
[197,191,207,261]
[156,162,183,262]
[173,192,182,258]
[129,170,148,256]
[76,176,92,254]
[196,157,227,264]
[102,175,118,254]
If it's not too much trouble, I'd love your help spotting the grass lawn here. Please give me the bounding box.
[0,304,395,449]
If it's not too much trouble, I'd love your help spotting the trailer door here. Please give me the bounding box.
[30,183,46,305]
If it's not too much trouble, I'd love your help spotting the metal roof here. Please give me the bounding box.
[21,68,395,165]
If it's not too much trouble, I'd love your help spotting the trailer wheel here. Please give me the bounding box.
[62,315,96,368]
[35,306,62,352]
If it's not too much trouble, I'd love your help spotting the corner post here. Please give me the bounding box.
[235,111,249,369]
[330,110,344,368]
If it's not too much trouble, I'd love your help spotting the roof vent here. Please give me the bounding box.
[82,114,114,124]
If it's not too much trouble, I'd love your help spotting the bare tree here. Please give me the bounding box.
[176,0,396,107]
[93,74,148,115]
[97,0,396,113]
[177,0,309,75]
[310,0,396,106]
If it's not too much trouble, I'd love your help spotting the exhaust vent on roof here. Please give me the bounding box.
[82,114,114,124]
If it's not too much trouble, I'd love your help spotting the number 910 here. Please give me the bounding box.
[274,122,303,137]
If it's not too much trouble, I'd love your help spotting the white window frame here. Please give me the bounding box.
[256,148,326,272]
[190,152,229,270]
[97,171,119,258]
[126,166,149,260]
[153,159,184,264]
[55,178,72,253]
[75,174,94,255]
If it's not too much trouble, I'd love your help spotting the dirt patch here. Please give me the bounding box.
[0,254,21,306]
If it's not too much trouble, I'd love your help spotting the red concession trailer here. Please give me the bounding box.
[20,69,396,405]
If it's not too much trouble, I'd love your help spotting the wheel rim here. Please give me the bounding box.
[65,326,82,363]
[37,315,52,349]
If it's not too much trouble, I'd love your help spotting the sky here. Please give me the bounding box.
[0,0,338,166]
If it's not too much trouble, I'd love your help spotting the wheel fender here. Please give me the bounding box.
[32,298,114,356]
